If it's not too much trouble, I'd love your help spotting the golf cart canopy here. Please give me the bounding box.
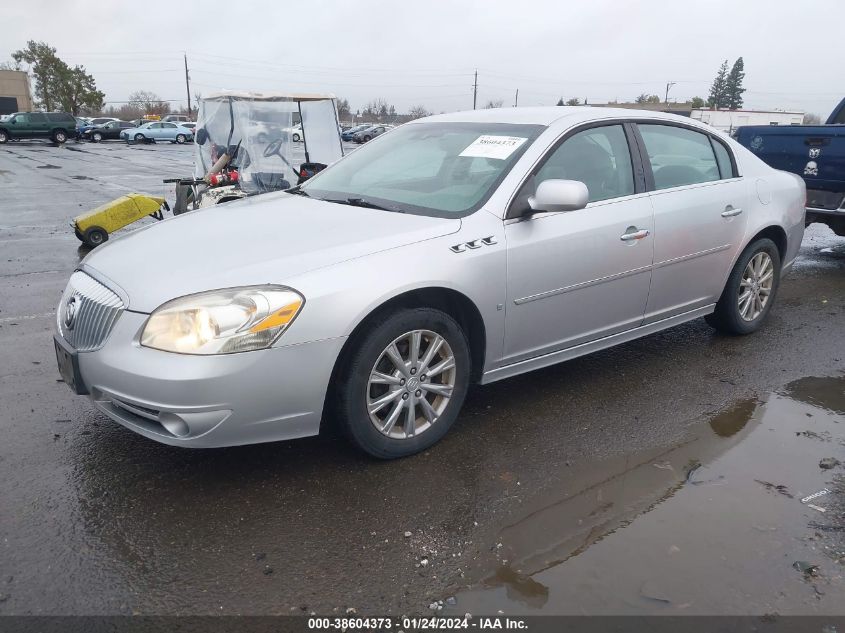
[194,91,343,193]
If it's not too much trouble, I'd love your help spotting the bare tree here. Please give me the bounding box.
[408,105,431,120]
[802,113,821,125]
[484,99,504,109]
[565,97,581,106]
[128,90,171,116]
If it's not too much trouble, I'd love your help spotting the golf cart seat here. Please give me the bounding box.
[251,172,292,193]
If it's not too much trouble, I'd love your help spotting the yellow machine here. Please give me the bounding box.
[73,194,169,247]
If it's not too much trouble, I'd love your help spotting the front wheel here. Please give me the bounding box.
[0,130,8,144]
[83,226,108,248]
[706,238,781,335]
[134,133,145,142]
[92,132,102,142]
[335,308,470,459]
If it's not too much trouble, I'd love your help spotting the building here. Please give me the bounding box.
[690,109,804,133]
[0,70,33,114]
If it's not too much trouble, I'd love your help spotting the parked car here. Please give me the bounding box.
[54,107,804,458]
[735,97,845,237]
[282,123,304,142]
[341,123,375,141]
[0,111,77,144]
[120,121,194,144]
[180,122,197,132]
[83,120,137,142]
[163,114,191,123]
[352,124,392,143]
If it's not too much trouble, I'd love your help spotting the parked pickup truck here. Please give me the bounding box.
[735,98,845,236]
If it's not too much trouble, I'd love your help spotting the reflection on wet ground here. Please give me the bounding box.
[447,376,845,615]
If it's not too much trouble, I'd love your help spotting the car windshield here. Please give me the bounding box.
[301,121,544,217]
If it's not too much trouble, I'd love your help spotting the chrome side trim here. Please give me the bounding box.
[514,264,653,305]
[482,305,715,384]
[652,244,731,270]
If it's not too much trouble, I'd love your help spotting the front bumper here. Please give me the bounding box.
[72,310,346,447]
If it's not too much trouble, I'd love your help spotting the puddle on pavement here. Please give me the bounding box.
[446,375,845,615]
[36,164,61,169]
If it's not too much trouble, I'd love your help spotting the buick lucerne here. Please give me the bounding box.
[55,107,806,458]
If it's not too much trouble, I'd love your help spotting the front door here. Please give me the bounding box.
[503,123,654,365]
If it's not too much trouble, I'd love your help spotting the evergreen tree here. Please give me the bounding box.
[706,60,729,109]
[724,57,746,110]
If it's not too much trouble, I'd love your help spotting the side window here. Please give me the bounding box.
[14,114,30,123]
[534,124,635,203]
[163,122,176,128]
[150,123,162,129]
[638,124,720,190]
[30,113,47,123]
[710,138,736,179]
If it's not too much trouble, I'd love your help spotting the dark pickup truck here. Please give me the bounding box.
[735,98,845,236]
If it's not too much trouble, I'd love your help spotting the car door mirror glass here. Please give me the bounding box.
[527,179,589,214]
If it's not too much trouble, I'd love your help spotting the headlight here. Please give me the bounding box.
[140,286,304,355]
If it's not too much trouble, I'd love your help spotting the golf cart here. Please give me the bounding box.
[172,91,343,213]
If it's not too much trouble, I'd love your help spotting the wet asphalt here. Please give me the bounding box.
[0,139,843,616]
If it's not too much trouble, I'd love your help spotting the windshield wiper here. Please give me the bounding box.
[286,186,310,197]
[322,197,403,212]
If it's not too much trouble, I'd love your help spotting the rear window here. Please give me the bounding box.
[637,124,721,190]
[710,138,736,178]
[45,113,74,123]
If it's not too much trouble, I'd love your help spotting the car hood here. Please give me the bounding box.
[82,192,462,313]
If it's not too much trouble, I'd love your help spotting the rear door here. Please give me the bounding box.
[635,122,748,323]
[29,113,49,137]
[161,122,177,139]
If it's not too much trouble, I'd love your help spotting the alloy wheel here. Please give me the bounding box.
[738,252,773,321]
[367,329,456,439]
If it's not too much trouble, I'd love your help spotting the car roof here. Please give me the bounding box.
[422,106,716,131]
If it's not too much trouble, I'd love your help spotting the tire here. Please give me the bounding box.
[92,132,102,142]
[53,130,68,144]
[0,129,8,144]
[134,133,145,142]
[362,135,371,142]
[175,134,187,144]
[83,226,108,248]
[292,133,301,142]
[706,238,781,335]
[334,307,470,459]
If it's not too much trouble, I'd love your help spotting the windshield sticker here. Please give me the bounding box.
[459,135,528,160]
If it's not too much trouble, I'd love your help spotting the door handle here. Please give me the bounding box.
[620,228,650,242]
[721,206,743,218]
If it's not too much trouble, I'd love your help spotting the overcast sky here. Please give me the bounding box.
[2,0,842,117]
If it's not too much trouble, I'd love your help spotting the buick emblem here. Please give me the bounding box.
[64,296,78,330]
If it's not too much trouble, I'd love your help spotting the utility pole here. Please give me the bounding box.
[472,70,478,110]
[514,89,519,107]
[184,53,192,117]
[664,81,675,105]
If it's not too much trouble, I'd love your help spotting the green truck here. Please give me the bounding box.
[0,111,77,144]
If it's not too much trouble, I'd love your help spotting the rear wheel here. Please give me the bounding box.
[706,238,781,335]
[335,308,470,459]
[83,226,108,248]
[53,130,68,144]
[175,134,186,144]
[92,132,102,142]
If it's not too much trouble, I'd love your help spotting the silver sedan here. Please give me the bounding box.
[55,107,805,458]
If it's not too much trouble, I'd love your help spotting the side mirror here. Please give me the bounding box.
[527,179,589,214]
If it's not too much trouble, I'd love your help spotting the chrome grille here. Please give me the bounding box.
[57,271,125,351]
